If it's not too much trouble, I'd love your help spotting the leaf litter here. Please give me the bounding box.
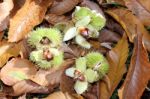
[0,0,150,98]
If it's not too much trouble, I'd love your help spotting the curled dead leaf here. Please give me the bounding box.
[118,32,150,99]
[11,80,49,96]
[0,58,38,86]
[49,0,81,15]
[99,34,128,99]
[106,8,150,52]
[125,0,150,26]
[0,0,14,31]
[0,41,22,67]
[8,0,53,42]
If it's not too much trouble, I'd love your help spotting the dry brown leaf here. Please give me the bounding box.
[99,34,128,99]
[60,72,85,99]
[99,29,121,43]
[10,80,49,96]
[0,31,4,40]
[138,0,150,13]
[44,91,75,99]
[106,16,124,35]
[118,32,150,99]
[10,0,25,17]
[106,8,150,52]
[60,69,75,94]
[0,41,22,67]
[45,14,70,25]
[0,0,14,31]
[0,58,38,86]
[125,0,150,26]
[60,43,77,59]
[30,60,74,87]
[19,39,32,59]
[83,83,100,99]
[49,0,81,15]
[8,0,53,42]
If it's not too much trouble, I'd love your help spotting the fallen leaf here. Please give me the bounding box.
[83,83,100,99]
[10,0,25,17]
[19,39,32,59]
[0,0,14,31]
[65,44,86,58]
[8,0,53,42]
[118,32,150,99]
[125,0,150,26]
[137,0,150,13]
[11,80,49,96]
[60,43,77,59]
[30,59,74,87]
[60,69,75,94]
[45,14,70,25]
[106,8,150,52]
[44,91,75,99]
[49,0,81,15]
[0,41,21,67]
[0,31,4,40]
[0,58,38,86]
[99,29,121,43]
[99,34,128,99]
[106,16,124,35]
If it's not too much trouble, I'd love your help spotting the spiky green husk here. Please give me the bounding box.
[75,57,87,72]
[74,6,92,21]
[52,52,64,68]
[29,50,52,69]
[90,14,106,31]
[73,6,106,31]
[98,61,109,79]
[29,50,43,63]
[29,49,63,69]
[65,52,109,94]
[86,52,109,78]
[27,28,62,48]
[86,52,104,68]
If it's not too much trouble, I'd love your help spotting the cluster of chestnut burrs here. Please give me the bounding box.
[27,6,109,94]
